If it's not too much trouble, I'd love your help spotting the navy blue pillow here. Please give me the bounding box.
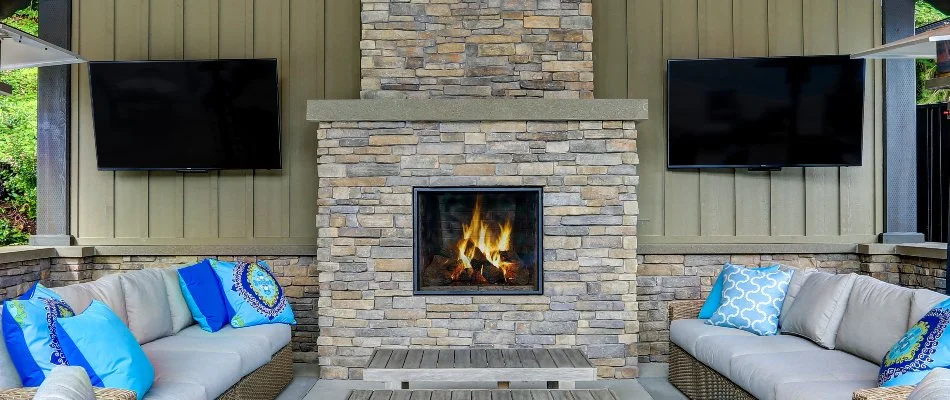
[177,259,232,332]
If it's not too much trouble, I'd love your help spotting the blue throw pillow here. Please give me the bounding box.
[55,301,154,399]
[1,297,75,386]
[210,259,296,328]
[178,259,232,332]
[19,283,62,301]
[706,264,792,336]
[698,263,781,319]
[879,298,950,387]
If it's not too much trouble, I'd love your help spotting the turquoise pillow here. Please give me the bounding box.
[19,283,63,301]
[706,264,792,336]
[210,259,296,328]
[1,296,75,386]
[880,298,950,387]
[178,259,232,332]
[55,301,154,399]
[698,263,781,319]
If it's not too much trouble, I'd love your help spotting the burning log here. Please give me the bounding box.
[423,255,455,286]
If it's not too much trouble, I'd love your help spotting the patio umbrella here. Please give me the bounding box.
[853,27,950,295]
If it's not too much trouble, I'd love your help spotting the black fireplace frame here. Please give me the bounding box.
[412,186,544,296]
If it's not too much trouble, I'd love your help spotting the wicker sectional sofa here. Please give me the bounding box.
[668,270,948,400]
[0,268,294,400]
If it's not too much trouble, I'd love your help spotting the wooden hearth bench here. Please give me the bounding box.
[363,349,598,390]
[347,389,619,400]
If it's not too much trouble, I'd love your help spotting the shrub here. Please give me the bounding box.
[0,5,38,245]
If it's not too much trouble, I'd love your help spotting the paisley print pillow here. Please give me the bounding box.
[210,259,296,328]
[880,298,950,387]
[2,296,75,387]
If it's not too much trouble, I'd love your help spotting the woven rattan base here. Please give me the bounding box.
[669,343,754,400]
[0,387,136,400]
[217,344,294,400]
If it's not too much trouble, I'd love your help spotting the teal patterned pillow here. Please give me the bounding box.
[880,298,950,387]
[706,264,792,336]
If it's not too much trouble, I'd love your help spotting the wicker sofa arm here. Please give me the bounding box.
[0,387,137,400]
[669,300,704,321]
[852,386,914,400]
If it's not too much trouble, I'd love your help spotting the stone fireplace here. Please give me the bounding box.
[306,0,647,380]
[414,187,543,295]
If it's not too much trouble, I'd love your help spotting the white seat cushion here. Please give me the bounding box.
[142,348,242,399]
[669,319,754,355]
[910,289,948,328]
[142,381,206,400]
[729,350,880,400]
[159,267,194,333]
[175,324,291,355]
[33,366,96,400]
[52,274,128,325]
[774,379,879,400]
[692,334,820,376]
[143,332,272,376]
[835,275,914,363]
[908,368,950,400]
[119,269,174,344]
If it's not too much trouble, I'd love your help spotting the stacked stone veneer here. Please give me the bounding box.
[636,253,947,364]
[0,255,319,363]
[360,0,594,99]
[315,120,639,379]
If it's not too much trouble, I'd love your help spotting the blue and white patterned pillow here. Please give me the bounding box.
[879,298,950,387]
[706,264,792,336]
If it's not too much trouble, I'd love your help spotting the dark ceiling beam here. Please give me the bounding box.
[927,0,950,16]
[0,0,31,21]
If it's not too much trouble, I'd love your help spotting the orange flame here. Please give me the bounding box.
[451,196,516,283]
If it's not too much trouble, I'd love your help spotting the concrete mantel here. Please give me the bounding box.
[306,99,649,122]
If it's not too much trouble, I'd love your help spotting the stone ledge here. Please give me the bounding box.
[639,243,860,255]
[89,245,318,256]
[0,245,318,266]
[306,99,648,122]
[0,246,57,264]
[894,242,948,260]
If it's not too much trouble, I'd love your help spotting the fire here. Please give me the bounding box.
[451,196,516,283]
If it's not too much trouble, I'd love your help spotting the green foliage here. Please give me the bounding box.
[0,4,38,245]
[917,1,950,104]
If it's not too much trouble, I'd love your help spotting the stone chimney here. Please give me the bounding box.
[360,0,594,99]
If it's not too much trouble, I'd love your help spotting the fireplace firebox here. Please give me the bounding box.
[413,187,543,295]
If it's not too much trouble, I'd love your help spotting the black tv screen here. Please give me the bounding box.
[88,59,280,170]
[667,55,865,169]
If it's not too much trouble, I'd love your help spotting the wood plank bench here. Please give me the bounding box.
[363,349,597,390]
[347,389,619,400]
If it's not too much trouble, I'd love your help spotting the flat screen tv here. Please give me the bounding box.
[667,55,865,169]
[88,59,280,170]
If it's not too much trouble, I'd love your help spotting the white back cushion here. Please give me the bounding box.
[160,267,194,333]
[119,269,173,344]
[52,274,128,325]
[0,305,23,389]
[835,275,914,363]
[780,272,856,349]
[910,289,949,328]
[779,266,815,327]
